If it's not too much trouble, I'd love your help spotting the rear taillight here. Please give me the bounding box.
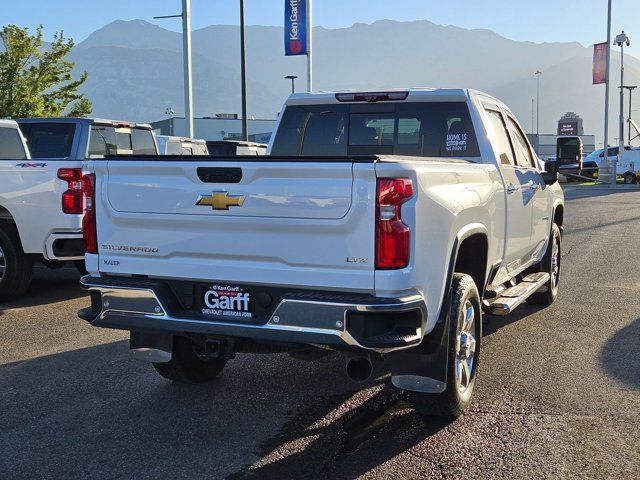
[82,174,97,254]
[58,168,83,214]
[376,178,413,269]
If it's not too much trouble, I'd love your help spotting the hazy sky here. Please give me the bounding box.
[3,0,639,58]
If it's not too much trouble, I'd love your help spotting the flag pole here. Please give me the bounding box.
[604,0,612,184]
[307,0,313,92]
[182,0,194,138]
[240,0,248,141]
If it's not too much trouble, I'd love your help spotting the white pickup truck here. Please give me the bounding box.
[0,118,156,301]
[79,89,564,417]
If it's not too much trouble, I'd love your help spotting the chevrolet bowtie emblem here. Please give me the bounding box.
[196,192,246,210]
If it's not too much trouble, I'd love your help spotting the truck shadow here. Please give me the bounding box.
[0,264,85,311]
[0,340,451,479]
[482,303,541,337]
[599,318,640,389]
[229,382,452,480]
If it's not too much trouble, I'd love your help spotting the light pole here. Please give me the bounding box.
[285,75,298,94]
[603,0,613,185]
[154,0,194,138]
[531,98,535,133]
[621,85,637,145]
[535,70,542,136]
[615,31,630,183]
[240,0,248,141]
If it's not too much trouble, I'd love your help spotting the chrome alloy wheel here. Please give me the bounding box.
[0,244,5,281]
[455,300,477,393]
[550,234,560,289]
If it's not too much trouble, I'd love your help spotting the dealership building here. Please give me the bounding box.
[527,112,596,159]
[150,115,277,143]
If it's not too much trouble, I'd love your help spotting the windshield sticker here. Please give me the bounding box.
[446,133,468,152]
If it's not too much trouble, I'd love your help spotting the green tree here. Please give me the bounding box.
[0,25,92,118]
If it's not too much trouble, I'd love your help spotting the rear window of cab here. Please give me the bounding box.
[271,102,480,158]
[89,126,156,156]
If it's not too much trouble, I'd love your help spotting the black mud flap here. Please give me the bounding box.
[389,238,458,394]
[389,308,450,393]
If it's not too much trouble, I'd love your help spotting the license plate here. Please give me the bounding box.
[201,284,253,319]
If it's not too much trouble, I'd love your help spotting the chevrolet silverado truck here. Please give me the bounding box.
[0,118,156,301]
[79,89,564,418]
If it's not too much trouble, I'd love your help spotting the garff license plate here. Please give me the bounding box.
[201,284,253,319]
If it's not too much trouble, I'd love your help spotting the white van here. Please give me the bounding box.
[617,148,640,184]
[587,146,640,183]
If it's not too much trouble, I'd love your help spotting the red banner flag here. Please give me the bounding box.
[593,42,607,84]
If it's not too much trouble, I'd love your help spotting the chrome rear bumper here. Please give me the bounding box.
[79,275,427,353]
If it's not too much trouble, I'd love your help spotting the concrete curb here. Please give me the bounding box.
[562,184,639,191]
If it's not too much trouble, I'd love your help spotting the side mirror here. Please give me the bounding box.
[542,160,558,185]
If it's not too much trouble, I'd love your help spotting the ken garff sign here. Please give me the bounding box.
[285,0,309,56]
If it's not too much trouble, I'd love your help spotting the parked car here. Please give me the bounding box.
[156,135,208,155]
[0,120,32,300]
[78,88,564,418]
[206,140,267,156]
[0,118,157,300]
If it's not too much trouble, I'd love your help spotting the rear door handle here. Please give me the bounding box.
[506,184,519,195]
[529,182,541,191]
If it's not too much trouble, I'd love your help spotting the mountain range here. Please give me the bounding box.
[68,19,640,143]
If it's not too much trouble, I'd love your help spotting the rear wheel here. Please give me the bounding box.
[623,172,637,184]
[408,273,481,418]
[527,223,561,306]
[0,226,33,302]
[153,336,228,383]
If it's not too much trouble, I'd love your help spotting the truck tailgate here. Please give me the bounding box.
[93,159,377,291]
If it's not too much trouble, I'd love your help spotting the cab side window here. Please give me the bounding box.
[506,117,535,169]
[0,126,28,159]
[485,109,515,166]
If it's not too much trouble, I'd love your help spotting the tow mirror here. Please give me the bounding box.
[556,136,583,169]
[542,160,558,185]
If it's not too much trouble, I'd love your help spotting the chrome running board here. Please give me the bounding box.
[485,272,550,315]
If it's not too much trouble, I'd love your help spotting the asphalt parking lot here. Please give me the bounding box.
[1,187,639,480]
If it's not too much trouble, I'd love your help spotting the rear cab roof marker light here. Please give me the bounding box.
[335,91,409,103]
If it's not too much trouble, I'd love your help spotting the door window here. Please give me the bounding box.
[18,123,75,158]
[0,127,27,159]
[485,110,515,166]
[506,117,535,168]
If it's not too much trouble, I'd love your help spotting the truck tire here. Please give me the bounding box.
[623,172,637,184]
[74,260,88,275]
[153,336,227,384]
[408,273,481,418]
[0,226,34,302]
[526,223,561,306]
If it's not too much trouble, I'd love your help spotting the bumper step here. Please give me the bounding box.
[358,328,421,349]
[485,272,550,315]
